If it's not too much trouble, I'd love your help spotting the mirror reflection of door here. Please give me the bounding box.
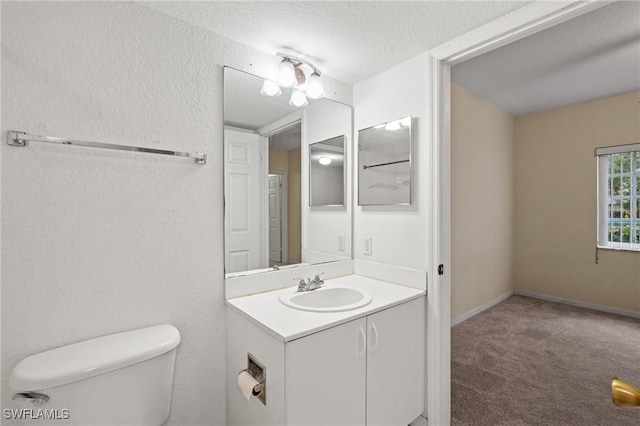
[268,124,302,266]
[268,173,283,264]
[223,129,263,273]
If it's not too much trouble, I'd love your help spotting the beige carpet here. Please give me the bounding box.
[452,295,640,425]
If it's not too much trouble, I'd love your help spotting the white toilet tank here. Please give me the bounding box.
[9,324,181,426]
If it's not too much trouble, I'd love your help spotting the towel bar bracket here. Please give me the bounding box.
[7,132,28,147]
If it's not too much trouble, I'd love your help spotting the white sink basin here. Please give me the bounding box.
[279,287,373,312]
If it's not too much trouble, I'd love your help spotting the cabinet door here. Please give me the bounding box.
[286,318,367,426]
[366,297,425,426]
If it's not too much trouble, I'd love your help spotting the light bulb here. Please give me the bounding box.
[260,79,282,97]
[385,120,401,131]
[306,72,324,99]
[289,88,309,107]
[278,58,297,88]
[319,157,332,165]
[295,65,306,86]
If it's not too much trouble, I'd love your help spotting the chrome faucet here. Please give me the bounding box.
[310,274,324,289]
[295,274,324,292]
[296,278,310,292]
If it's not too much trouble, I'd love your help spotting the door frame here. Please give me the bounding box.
[426,1,610,424]
[259,136,269,268]
[256,118,304,268]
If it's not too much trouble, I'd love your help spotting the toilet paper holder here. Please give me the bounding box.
[240,353,266,405]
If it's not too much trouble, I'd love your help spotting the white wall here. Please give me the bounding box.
[449,85,640,318]
[353,53,431,420]
[450,83,515,320]
[310,164,344,206]
[303,100,353,261]
[353,53,430,274]
[515,90,640,313]
[0,3,351,425]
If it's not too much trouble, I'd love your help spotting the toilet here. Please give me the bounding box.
[9,324,181,426]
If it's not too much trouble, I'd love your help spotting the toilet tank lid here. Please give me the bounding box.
[9,324,181,391]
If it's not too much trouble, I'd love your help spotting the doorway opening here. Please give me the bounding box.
[443,1,639,424]
[268,124,302,267]
[427,2,614,424]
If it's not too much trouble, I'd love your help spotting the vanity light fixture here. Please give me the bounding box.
[305,72,323,100]
[278,58,297,88]
[261,52,324,105]
[294,65,306,86]
[289,88,309,107]
[319,157,332,165]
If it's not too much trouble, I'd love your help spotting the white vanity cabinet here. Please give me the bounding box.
[286,317,367,425]
[226,275,426,426]
[366,297,425,426]
[286,297,425,426]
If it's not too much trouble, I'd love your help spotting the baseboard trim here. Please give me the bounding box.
[451,290,514,326]
[514,290,640,319]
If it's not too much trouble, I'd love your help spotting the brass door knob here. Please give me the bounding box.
[612,378,640,408]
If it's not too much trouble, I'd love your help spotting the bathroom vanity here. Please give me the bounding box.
[226,274,425,426]
[222,66,426,425]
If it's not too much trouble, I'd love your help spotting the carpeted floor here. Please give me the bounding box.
[452,295,640,425]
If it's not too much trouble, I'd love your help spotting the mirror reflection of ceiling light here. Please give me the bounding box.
[319,157,332,165]
[385,120,401,131]
[261,52,324,106]
[260,79,282,97]
[384,116,411,131]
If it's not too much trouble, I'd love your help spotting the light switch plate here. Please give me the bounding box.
[337,234,345,252]
[363,237,373,255]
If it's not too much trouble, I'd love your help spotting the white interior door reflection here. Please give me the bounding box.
[268,173,285,264]
[224,129,263,273]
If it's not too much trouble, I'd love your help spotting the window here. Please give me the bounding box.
[596,144,640,251]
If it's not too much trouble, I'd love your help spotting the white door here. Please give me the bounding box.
[224,129,262,273]
[268,174,282,263]
[366,298,425,426]
[286,318,367,426]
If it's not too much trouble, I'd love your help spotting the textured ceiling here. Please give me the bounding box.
[452,1,640,116]
[142,1,530,84]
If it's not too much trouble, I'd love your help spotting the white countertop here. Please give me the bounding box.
[226,274,426,342]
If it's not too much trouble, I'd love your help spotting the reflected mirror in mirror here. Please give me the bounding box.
[309,136,345,207]
[358,117,412,206]
[224,67,352,277]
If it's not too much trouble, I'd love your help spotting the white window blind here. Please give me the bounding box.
[596,143,640,251]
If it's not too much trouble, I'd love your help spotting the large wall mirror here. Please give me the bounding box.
[358,117,413,206]
[224,67,353,277]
